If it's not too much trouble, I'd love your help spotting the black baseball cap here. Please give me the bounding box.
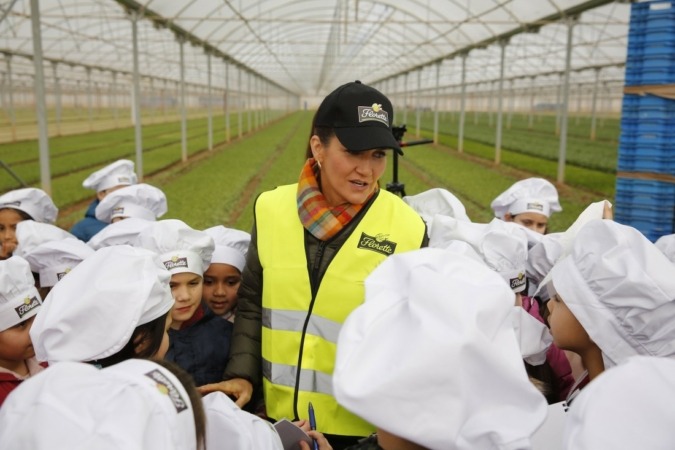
[314,80,403,155]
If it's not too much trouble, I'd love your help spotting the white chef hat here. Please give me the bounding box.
[135,219,214,276]
[428,214,487,250]
[403,188,470,234]
[563,355,675,450]
[82,159,137,192]
[479,221,529,293]
[655,233,675,263]
[202,226,251,272]
[13,220,75,257]
[95,183,168,224]
[30,245,174,364]
[548,219,675,368]
[0,187,58,224]
[525,232,563,288]
[333,248,547,450]
[0,256,42,332]
[203,392,284,450]
[87,217,154,250]
[0,359,197,450]
[22,238,94,287]
[491,178,562,219]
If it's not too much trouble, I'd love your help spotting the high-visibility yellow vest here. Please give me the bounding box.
[257,184,425,436]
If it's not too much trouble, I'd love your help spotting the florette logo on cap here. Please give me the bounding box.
[112,206,125,215]
[357,232,397,256]
[117,176,130,184]
[526,202,544,212]
[163,255,188,270]
[358,104,389,126]
[2,201,21,207]
[510,272,526,289]
[15,296,40,319]
[144,369,189,413]
[56,268,71,281]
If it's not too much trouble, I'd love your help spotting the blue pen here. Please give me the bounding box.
[308,402,319,450]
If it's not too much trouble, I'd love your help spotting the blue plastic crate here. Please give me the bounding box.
[618,153,675,174]
[625,66,675,85]
[621,94,675,121]
[631,1,675,22]
[615,178,675,208]
[614,176,675,241]
[614,207,674,242]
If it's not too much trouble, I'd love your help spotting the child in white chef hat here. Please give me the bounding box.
[0,188,58,259]
[0,256,45,406]
[136,219,233,387]
[491,178,562,234]
[562,355,675,450]
[95,183,168,224]
[70,159,137,241]
[202,225,251,322]
[0,358,205,450]
[543,219,675,404]
[333,247,548,450]
[29,245,175,367]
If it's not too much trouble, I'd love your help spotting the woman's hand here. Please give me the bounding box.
[197,378,253,408]
[299,430,333,450]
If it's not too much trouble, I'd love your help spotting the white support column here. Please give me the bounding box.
[207,51,213,151]
[557,17,576,184]
[590,68,601,141]
[495,39,508,165]
[51,62,61,135]
[178,36,187,162]
[507,79,515,130]
[86,67,93,131]
[402,72,409,125]
[415,68,422,137]
[4,56,16,141]
[528,76,535,129]
[130,11,144,181]
[247,72,252,133]
[555,73,563,136]
[458,53,467,153]
[30,0,51,194]
[575,83,583,126]
[433,62,441,144]
[224,61,230,142]
[238,67,243,139]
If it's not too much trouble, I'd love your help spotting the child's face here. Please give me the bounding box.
[546,294,593,353]
[202,263,242,316]
[169,272,203,328]
[0,316,36,363]
[506,212,548,235]
[0,208,23,259]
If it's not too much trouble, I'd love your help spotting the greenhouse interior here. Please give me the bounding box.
[0,0,673,238]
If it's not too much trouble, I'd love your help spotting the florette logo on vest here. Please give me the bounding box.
[357,103,389,126]
[15,296,40,319]
[163,255,188,270]
[144,369,189,413]
[357,232,397,256]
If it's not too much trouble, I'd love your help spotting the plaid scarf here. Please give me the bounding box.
[297,158,371,241]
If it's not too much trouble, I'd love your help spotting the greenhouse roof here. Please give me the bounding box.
[1,0,631,96]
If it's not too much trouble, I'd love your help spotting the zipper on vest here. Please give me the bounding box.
[292,240,327,420]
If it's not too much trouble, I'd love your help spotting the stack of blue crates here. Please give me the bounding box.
[616,0,675,241]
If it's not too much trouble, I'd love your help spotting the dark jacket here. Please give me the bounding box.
[167,304,234,387]
[223,189,428,389]
[70,199,107,242]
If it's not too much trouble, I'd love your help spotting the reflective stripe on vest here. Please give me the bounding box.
[257,184,425,436]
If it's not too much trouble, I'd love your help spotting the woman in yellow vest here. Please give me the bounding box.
[200,80,428,449]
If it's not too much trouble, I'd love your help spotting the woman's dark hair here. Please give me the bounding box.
[304,126,335,159]
[93,310,169,368]
[0,207,33,221]
[152,359,206,450]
